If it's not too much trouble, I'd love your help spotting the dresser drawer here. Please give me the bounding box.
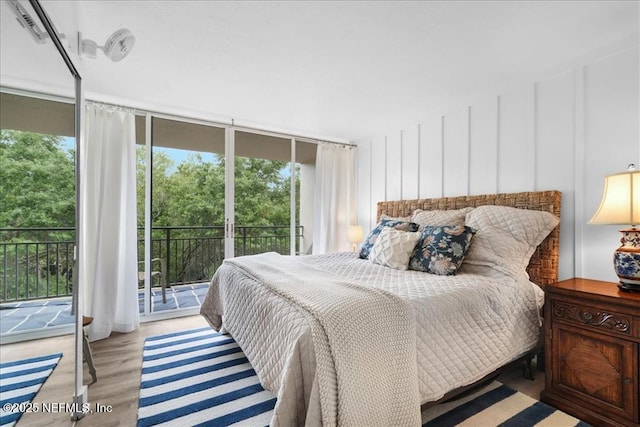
[551,300,635,338]
[544,279,640,426]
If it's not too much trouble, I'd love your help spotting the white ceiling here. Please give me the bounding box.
[2,1,639,142]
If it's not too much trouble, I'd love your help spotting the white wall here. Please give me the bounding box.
[355,42,639,283]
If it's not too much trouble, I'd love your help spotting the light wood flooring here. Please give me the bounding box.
[1,315,544,426]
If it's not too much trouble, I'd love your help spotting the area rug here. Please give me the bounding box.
[137,327,276,427]
[0,352,62,427]
[138,327,588,427]
[421,380,590,427]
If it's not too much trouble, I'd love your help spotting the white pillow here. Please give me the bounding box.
[369,227,421,271]
[411,207,474,228]
[462,205,559,279]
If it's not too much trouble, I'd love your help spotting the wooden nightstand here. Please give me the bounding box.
[541,278,640,427]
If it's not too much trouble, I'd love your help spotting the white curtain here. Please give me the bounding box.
[312,143,356,254]
[80,104,139,341]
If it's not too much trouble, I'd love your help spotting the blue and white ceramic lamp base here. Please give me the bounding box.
[613,228,640,292]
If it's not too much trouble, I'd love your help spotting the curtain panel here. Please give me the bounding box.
[80,104,139,341]
[313,143,356,254]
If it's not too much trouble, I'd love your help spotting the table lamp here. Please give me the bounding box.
[348,225,364,252]
[589,164,640,292]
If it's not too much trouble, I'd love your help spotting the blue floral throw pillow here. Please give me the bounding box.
[409,225,475,275]
[359,219,419,259]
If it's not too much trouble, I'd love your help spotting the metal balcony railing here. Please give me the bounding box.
[0,225,303,302]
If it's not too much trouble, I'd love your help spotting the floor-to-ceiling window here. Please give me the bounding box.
[233,131,298,256]
[139,117,225,314]
[0,92,77,340]
[0,94,321,325]
[137,119,316,317]
[231,130,316,258]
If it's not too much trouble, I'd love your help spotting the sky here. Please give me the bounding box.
[153,147,217,173]
[63,137,216,168]
[61,137,289,177]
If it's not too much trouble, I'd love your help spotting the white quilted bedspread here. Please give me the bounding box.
[200,251,542,426]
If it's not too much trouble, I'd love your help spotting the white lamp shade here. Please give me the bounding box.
[589,170,640,225]
[348,225,364,244]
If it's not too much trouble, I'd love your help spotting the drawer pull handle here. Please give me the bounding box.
[624,378,631,385]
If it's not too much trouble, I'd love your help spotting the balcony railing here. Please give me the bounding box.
[0,225,303,303]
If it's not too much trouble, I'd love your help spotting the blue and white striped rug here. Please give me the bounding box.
[137,327,276,427]
[138,328,588,427]
[422,380,590,427]
[0,352,62,427]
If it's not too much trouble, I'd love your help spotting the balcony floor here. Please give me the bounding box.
[0,283,210,335]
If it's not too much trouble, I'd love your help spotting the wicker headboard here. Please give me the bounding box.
[377,190,562,288]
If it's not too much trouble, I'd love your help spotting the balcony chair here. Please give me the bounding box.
[138,258,167,304]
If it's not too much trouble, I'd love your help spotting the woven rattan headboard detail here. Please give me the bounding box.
[377,190,562,288]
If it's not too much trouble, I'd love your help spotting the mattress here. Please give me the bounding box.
[200,251,543,426]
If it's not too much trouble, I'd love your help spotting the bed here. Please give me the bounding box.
[200,190,561,426]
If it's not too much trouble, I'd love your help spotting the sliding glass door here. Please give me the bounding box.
[232,131,317,257]
[233,131,297,256]
[138,121,316,316]
[141,117,225,314]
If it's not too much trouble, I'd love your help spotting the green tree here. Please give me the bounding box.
[233,156,291,226]
[1,135,300,234]
[1,134,303,298]
[138,149,299,230]
[136,148,301,282]
[0,130,75,228]
[136,146,181,227]
[165,152,225,227]
[0,130,76,300]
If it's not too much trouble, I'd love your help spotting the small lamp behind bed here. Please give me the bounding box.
[348,225,364,252]
[589,164,640,292]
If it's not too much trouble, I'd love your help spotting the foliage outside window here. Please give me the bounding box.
[0,130,75,301]
[0,131,302,302]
